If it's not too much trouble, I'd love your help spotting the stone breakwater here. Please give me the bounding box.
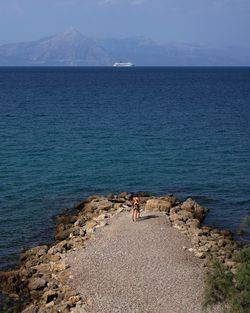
[0,192,243,313]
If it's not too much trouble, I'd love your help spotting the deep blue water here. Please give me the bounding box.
[0,67,250,270]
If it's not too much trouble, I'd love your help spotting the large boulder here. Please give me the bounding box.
[181,198,207,221]
[145,196,178,213]
[145,199,169,212]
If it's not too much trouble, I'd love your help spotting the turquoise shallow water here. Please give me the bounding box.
[0,67,250,270]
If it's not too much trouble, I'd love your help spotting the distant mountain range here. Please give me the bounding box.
[0,29,249,66]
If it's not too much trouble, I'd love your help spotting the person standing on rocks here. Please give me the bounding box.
[131,194,140,222]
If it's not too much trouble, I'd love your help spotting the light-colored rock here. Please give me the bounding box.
[45,300,55,308]
[67,295,81,306]
[195,252,206,259]
[50,262,66,272]
[224,261,236,269]
[145,199,172,212]
[114,203,122,210]
[114,207,124,215]
[46,253,62,262]
[32,263,50,273]
[93,213,109,222]
[84,220,97,231]
[95,220,108,228]
[198,245,210,253]
[28,277,46,290]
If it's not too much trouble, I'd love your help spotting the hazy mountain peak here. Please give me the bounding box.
[63,28,82,35]
[0,31,249,66]
[0,30,112,66]
[50,29,87,43]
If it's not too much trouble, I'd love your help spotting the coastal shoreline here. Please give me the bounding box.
[0,192,244,312]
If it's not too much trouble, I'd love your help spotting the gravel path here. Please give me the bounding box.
[66,212,222,313]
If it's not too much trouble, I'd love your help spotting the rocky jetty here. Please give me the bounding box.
[0,192,243,312]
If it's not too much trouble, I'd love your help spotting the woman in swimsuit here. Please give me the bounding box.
[131,194,140,222]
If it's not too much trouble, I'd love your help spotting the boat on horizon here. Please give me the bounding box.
[113,61,134,67]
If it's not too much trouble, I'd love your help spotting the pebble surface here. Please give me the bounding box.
[66,212,222,313]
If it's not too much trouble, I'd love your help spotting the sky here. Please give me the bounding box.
[0,0,249,47]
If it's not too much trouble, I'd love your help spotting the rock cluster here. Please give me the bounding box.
[0,192,243,312]
[0,192,144,312]
[165,198,242,270]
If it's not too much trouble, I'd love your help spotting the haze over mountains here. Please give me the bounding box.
[0,29,249,66]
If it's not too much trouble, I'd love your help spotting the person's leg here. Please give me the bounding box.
[137,208,140,219]
[133,209,137,222]
[132,208,137,222]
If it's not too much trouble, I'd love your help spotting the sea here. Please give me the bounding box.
[0,67,250,270]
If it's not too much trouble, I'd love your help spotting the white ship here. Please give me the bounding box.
[113,62,134,67]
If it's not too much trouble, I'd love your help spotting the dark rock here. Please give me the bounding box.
[85,195,106,203]
[106,194,115,200]
[0,270,20,293]
[74,200,85,210]
[42,290,58,304]
[136,191,151,197]
[56,215,78,226]
[220,229,233,239]
[56,223,65,234]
